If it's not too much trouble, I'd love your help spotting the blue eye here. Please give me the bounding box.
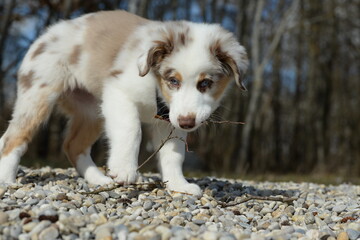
[167,77,180,88]
[197,79,213,92]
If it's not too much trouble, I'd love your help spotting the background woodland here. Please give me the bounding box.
[0,0,359,180]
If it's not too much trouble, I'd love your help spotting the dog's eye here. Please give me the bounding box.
[167,77,181,89]
[197,79,213,93]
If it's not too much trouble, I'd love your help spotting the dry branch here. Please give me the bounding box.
[81,181,166,195]
[216,194,297,208]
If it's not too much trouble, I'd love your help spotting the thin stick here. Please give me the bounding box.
[81,181,166,195]
[137,127,174,170]
[216,194,297,208]
[207,120,245,125]
[154,115,245,125]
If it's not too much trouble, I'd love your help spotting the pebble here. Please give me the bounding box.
[346,229,360,240]
[0,186,7,198]
[333,204,347,213]
[0,211,9,224]
[38,226,59,240]
[0,166,359,240]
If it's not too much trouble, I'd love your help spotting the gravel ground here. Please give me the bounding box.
[0,166,359,240]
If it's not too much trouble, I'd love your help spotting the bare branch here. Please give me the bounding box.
[216,194,297,208]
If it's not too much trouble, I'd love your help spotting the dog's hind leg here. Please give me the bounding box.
[0,85,60,183]
[61,90,113,185]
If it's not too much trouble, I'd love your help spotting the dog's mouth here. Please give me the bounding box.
[154,114,206,132]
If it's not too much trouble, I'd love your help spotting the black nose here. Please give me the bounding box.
[178,115,196,129]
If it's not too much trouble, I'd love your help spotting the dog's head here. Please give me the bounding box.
[138,22,248,131]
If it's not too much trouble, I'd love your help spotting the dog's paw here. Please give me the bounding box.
[0,171,16,185]
[86,174,114,186]
[167,183,202,197]
[0,176,15,185]
[108,168,138,184]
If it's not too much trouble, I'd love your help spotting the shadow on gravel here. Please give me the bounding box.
[189,177,299,203]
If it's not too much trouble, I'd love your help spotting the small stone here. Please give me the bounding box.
[155,225,171,239]
[170,216,185,226]
[14,189,26,199]
[0,186,7,198]
[348,223,360,231]
[23,221,38,232]
[337,231,349,240]
[38,226,59,240]
[55,193,67,201]
[185,222,200,231]
[28,220,52,236]
[203,231,218,240]
[304,212,315,224]
[0,211,9,224]
[143,200,154,211]
[346,229,360,240]
[332,204,347,213]
[95,226,112,240]
[219,234,236,240]
[157,190,165,197]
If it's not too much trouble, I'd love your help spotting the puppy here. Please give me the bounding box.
[0,10,248,196]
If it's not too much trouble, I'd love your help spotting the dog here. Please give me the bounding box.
[0,10,248,196]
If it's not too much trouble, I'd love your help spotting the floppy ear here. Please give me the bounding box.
[211,40,248,91]
[138,40,174,77]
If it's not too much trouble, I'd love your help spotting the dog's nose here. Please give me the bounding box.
[178,115,196,129]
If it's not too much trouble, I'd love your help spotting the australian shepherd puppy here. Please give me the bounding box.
[0,10,248,196]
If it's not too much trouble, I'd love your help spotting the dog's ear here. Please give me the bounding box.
[138,40,174,77]
[211,40,248,91]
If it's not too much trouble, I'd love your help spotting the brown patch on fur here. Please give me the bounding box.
[209,40,246,90]
[110,69,123,78]
[69,45,82,65]
[18,71,35,90]
[59,89,103,167]
[63,117,103,167]
[31,42,46,60]
[129,38,141,50]
[83,10,148,96]
[40,83,47,88]
[174,72,183,82]
[213,75,231,100]
[2,95,52,156]
[179,32,186,45]
[156,74,172,103]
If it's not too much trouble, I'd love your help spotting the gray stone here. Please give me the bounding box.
[143,200,154,211]
[39,226,59,240]
[14,189,26,199]
[332,204,347,213]
[347,229,360,240]
[0,211,9,224]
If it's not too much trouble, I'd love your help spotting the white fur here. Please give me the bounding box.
[0,11,248,196]
[76,147,113,185]
[0,144,27,183]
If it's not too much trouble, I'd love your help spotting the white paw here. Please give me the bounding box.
[0,175,16,185]
[87,175,114,186]
[167,182,202,197]
[0,169,16,184]
[108,167,138,184]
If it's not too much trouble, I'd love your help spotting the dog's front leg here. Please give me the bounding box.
[102,87,141,184]
[152,123,202,197]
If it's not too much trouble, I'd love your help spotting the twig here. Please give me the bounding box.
[207,120,245,125]
[216,194,297,208]
[137,127,174,170]
[81,181,166,195]
[154,115,245,125]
